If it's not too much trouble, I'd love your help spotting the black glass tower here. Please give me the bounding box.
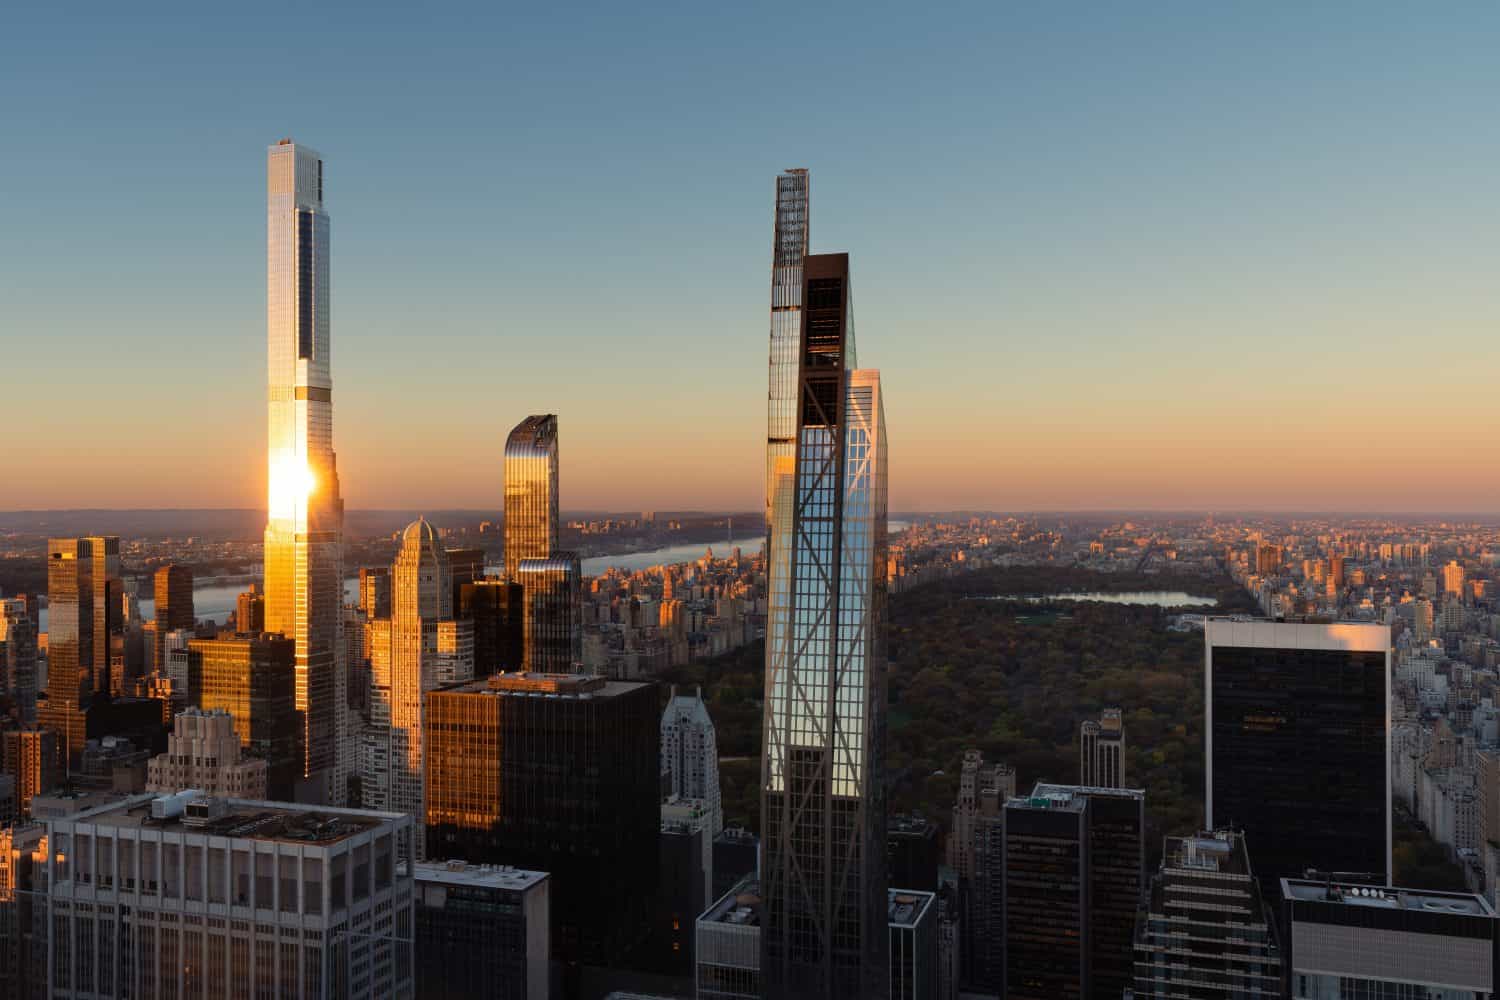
[1206,619,1391,888]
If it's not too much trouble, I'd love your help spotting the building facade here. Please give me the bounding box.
[888,890,937,1000]
[517,555,581,672]
[461,578,525,674]
[761,251,890,999]
[145,707,267,799]
[765,167,808,551]
[42,792,415,999]
[189,634,300,801]
[424,673,659,968]
[0,595,39,721]
[1,727,58,819]
[1206,618,1391,887]
[1079,707,1125,788]
[40,536,119,763]
[152,564,194,672]
[503,414,560,581]
[413,860,550,1000]
[1132,830,1282,999]
[263,138,348,806]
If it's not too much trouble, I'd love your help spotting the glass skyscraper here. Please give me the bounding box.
[40,535,119,763]
[517,555,582,672]
[761,252,890,999]
[766,169,808,551]
[263,139,347,805]
[503,414,560,581]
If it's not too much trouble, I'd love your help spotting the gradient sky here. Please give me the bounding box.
[5,3,1500,513]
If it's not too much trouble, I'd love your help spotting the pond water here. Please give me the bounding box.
[1016,591,1217,607]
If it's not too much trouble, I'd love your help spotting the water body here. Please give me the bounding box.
[1013,591,1217,607]
[37,521,911,630]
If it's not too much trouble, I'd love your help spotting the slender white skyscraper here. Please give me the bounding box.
[264,139,347,805]
[766,169,809,550]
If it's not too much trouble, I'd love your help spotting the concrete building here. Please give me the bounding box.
[413,859,550,1000]
[1080,707,1125,788]
[41,791,414,998]
[662,685,723,907]
[146,708,267,799]
[695,877,761,1000]
[1281,879,1497,998]
[888,889,937,1000]
[1132,830,1281,998]
[1,726,59,818]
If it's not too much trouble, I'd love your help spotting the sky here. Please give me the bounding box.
[4,2,1500,513]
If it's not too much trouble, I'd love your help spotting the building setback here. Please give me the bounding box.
[424,672,659,970]
[1206,618,1391,888]
[41,792,414,998]
[517,555,582,672]
[413,859,550,1000]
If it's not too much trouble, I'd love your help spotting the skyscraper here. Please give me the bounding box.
[761,252,890,999]
[189,634,300,801]
[765,168,809,551]
[0,597,39,721]
[40,536,119,763]
[152,564,194,672]
[1080,707,1125,788]
[263,138,347,805]
[504,414,559,581]
[517,555,581,672]
[1206,618,1391,888]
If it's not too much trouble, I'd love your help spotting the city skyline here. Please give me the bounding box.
[8,6,1500,513]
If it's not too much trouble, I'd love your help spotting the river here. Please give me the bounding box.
[36,521,910,630]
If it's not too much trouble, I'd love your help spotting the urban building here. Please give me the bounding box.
[946,749,1014,881]
[503,414,560,580]
[188,634,300,800]
[1280,878,1496,998]
[40,536,119,763]
[0,596,39,720]
[263,138,348,806]
[357,568,390,619]
[0,823,46,1000]
[1206,618,1391,887]
[1445,559,1467,599]
[1080,707,1125,788]
[659,797,711,972]
[696,877,761,1000]
[145,707,267,799]
[517,555,582,672]
[235,582,265,633]
[712,827,759,902]
[761,251,890,999]
[446,547,485,615]
[424,672,659,968]
[462,577,525,674]
[152,564,194,671]
[765,167,808,552]
[887,814,939,892]
[1,726,59,818]
[661,684,723,872]
[413,859,550,1000]
[888,889,937,1000]
[41,791,414,998]
[1132,830,1281,998]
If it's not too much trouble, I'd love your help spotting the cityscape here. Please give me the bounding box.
[7,6,1500,1000]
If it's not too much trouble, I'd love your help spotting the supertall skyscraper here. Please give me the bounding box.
[504,414,560,580]
[765,169,808,549]
[263,138,347,805]
[40,536,119,763]
[761,251,890,999]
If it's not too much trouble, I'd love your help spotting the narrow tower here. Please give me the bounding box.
[761,252,890,998]
[503,414,560,580]
[766,169,809,553]
[263,139,347,805]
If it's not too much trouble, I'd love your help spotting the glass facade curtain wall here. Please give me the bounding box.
[503,415,559,581]
[761,252,890,999]
[517,556,582,673]
[766,169,808,552]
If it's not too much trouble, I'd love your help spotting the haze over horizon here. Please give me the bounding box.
[6,3,1500,513]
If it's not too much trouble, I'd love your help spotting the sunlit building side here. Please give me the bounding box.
[766,168,809,554]
[503,415,560,581]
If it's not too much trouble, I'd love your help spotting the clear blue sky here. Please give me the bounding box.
[5,2,1500,512]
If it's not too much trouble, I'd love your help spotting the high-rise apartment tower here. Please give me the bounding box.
[503,415,560,581]
[765,168,809,552]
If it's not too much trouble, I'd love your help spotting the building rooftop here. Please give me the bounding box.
[888,889,935,927]
[1164,830,1253,878]
[1025,782,1146,807]
[413,859,548,893]
[1282,879,1495,916]
[60,793,401,846]
[436,672,649,700]
[889,813,936,836]
[700,878,761,928]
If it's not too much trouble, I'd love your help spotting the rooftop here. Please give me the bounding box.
[413,859,548,893]
[1163,830,1252,878]
[700,878,761,928]
[60,794,401,846]
[1025,782,1146,808]
[437,673,650,700]
[888,889,935,927]
[1282,879,1495,916]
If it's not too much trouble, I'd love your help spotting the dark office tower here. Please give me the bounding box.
[40,536,119,762]
[713,827,761,902]
[1132,830,1282,998]
[152,564,193,669]
[424,673,659,971]
[462,578,525,673]
[413,860,551,1000]
[887,814,939,892]
[1080,707,1125,788]
[446,548,485,615]
[188,634,301,800]
[1206,619,1391,888]
[765,168,809,551]
[235,583,265,633]
[517,555,582,672]
[887,890,938,1000]
[761,252,890,1000]
[504,414,560,581]
[1003,783,1145,1000]
[358,567,391,619]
